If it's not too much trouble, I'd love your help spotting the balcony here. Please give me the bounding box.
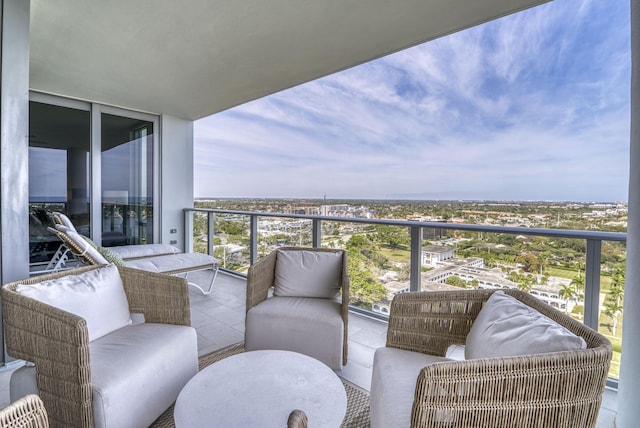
[0,268,617,426]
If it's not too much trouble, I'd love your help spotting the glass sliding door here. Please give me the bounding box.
[28,95,159,264]
[101,113,154,246]
[28,101,91,265]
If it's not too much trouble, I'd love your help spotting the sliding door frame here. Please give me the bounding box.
[29,92,160,246]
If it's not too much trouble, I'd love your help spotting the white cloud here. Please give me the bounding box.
[194,0,630,202]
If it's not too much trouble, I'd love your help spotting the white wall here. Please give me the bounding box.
[160,115,194,251]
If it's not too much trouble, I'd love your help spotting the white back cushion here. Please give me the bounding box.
[273,250,342,298]
[53,212,76,232]
[55,225,109,265]
[465,291,586,359]
[16,264,132,341]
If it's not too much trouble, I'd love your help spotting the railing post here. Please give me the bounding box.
[583,239,602,330]
[184,210,194,253]
[250,214,258,265]
[410,226,422,292]
[312,219,322,248]
[207,212,215,256]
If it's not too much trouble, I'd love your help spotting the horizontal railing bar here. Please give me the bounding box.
[185,208,627,242]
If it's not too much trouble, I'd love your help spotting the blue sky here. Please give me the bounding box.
[194,0,630,202]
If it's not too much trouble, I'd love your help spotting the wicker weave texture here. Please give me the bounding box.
[386,290,612,428]
[1,265,191,428]
[246,247,350,365]
[287,410,308,428]
[0,394,49,428]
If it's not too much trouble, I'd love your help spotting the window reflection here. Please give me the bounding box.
[28,101,90,264]
[101,113,153,246]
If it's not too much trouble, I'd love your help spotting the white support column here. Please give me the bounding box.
[617,0,640,426]
[160,114,194,250]
[0,0,30,365]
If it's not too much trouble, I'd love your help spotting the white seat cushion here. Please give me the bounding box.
[245,296,344,370]
[9,365,38,402]
[273,250,342,298]
[109,244,181,260]
[123,252,216,273]
[370,347,452,428]
[445,344,466,360]
[465,291,587,359]
[15,264,131,341]
[10,323,198,428]
[90,323,198,428]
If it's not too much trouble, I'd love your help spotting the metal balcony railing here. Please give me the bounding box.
[185,207,627,386]
[184,207,626,330]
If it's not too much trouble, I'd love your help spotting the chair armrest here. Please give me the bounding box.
[118,266,191,326]
[1,283,93,427]
[0,394,49,428]
[246,250,278,313]
[386,290,491,356]
[411,347,612,427]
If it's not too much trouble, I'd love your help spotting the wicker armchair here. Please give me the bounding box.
[245,247,349,369]
[372,289,612,428]
[0,394,48,428]
[2,265,195,428]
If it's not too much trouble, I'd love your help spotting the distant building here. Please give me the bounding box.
[284,206,320,215]
[377,254,576,316]
[421,245,455,266]
[422,227,449,241]
[372,280,460,316]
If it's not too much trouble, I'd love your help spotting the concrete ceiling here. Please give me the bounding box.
[29,0,550,121]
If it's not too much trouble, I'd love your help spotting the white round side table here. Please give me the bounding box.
[174,350,347,427]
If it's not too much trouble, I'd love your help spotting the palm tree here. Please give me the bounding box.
[609,286,624,307]
[611,267,625,290]
[516,274,534,293]
[571,274,585,299]
[538,252,549,276]
[604,301,623,335]
[558,283,576,314]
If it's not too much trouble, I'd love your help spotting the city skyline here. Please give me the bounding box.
[194,0,630,203]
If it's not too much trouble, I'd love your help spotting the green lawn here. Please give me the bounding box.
[378,246,410,263]
[545,266,580,280]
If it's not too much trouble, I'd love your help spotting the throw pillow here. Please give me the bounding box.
[16,264,132,341]
[77,235,124,266]
[273,250,343,299]
[465,290,587,359]
[97,246,126,266]
[81,235,98,248]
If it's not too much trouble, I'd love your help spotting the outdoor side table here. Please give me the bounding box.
[174,349,347,427]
